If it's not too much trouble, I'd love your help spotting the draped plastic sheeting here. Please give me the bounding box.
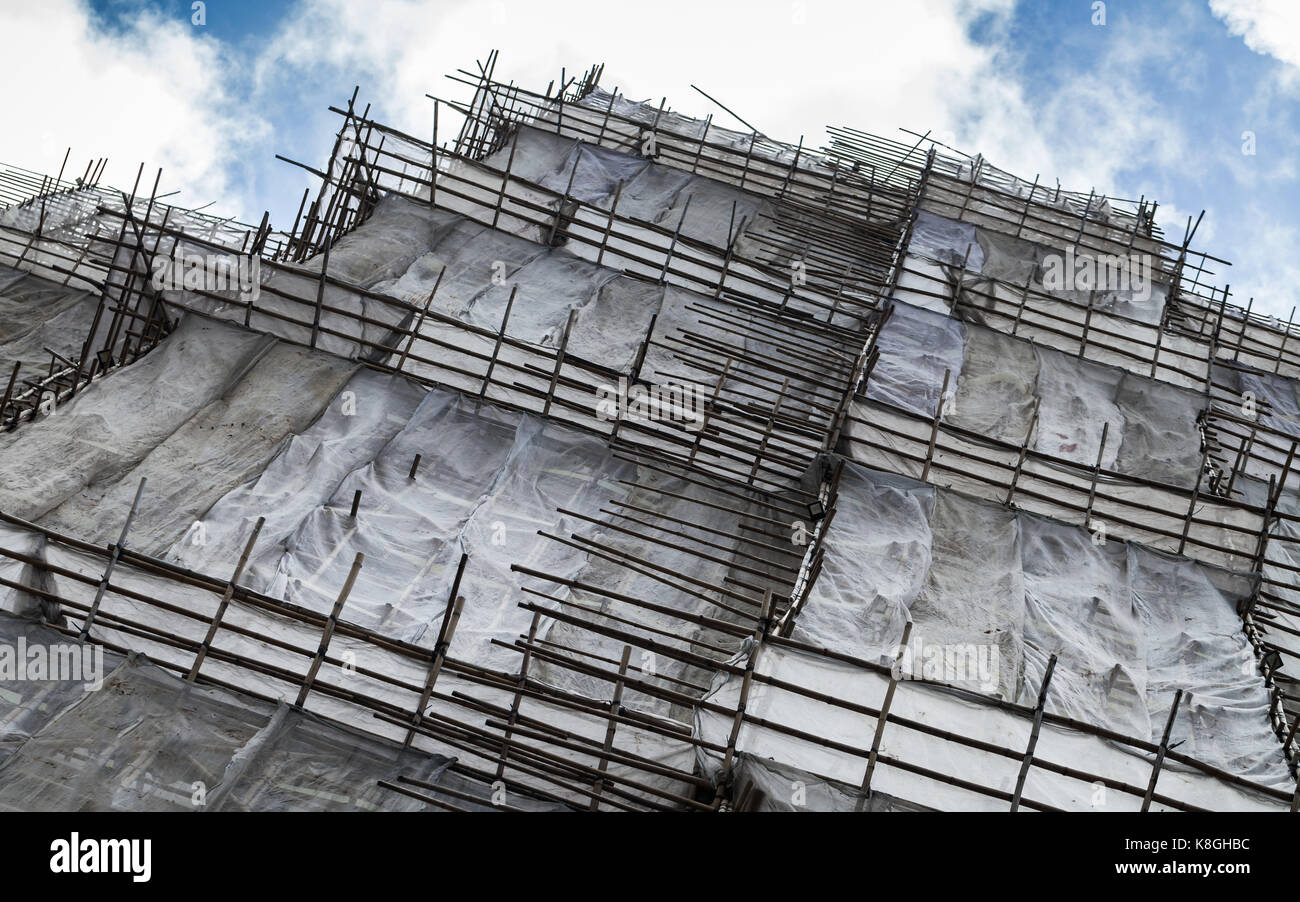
[909,489,1025,700]
[732,753,931,812]
[789,462,1290,787]
[0,264,27,293]
[0,613,481,812]
[0,613,115,768]
[1212,361,1300,488]
[696,642,1289,811]
[0,523,43,620]
[791,467,932,662]
[905,207,1167,326]
[872,301,1205,487]
[0,293,766,712]
[162,358,782,712]
[139,348,776,687]
[0,299,684,670]
[44,341,357,553]
[865,302,965,418]
[166,371,637,666]
[204,705,457,812]
[359,202,662,365]
[1033,350,1202,485]
[171,197,666,377]
[909,211,984,272]
[1110,371,1206,486]
[0,316,279,527]
[486,123,778,253]
[947,323,1037,441]
[465,117,867,326]
[1,529,696,809]
[1032,344,1126,469]
[0,294,763,808]
[0,314,356,554]
[0,270,97,378]
[1226,365,1300,438]
[3,119,1289,814]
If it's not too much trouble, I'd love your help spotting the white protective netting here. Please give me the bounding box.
[0,613,493,812]
[0,271,97,378]
[485,120,780,258]
[788,461,1290,787]
[906,206,1168,327]
[696,640,1289,811]
[169,195,690,379]
[0,315,278,527]
[870,301,1205,488]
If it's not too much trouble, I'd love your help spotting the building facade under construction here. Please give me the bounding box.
[0,55,1297,812]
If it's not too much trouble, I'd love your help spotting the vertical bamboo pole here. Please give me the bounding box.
[295,552,364,708]
[1150,318,1165,379]
[1272,441,1297,507]
[688,359,730,465]
[1085,423,1110,524]
[1010,273,1032,336]
[861,619,912,794]
[1013,175,1039,239]
[1141,689,1184,812]
[187,517,266,681]
[659,195,693,283]
[0,362,19,428]
[542,309,575,418]
[395,269,444,374]
[310,238,331,349]
[1275,306,1296,375]
[596,180,624,268]
[430,99,440,208]
[496,610,542,780]
[1005,397,1042,505]
[920,369,951,482]
[1009,654,1058,812]
[79,478,147,639]
[691,115,713,174]
[718,590,773,800]
[404,553,469,747]
[1177,447,1211,555]
[491,127,520,230]
[480,285,518,400]
[748,378,790,485]
[588,645,632,810]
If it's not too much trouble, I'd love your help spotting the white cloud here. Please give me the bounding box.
[1209,0,1300,69]
[251,0,1191,213]
[2,0,1184,225]
[0,0,266,217]
[254,0,1021,165]
[0,0,1225,276]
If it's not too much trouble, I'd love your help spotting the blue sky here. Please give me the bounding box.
[6,0,1300,317]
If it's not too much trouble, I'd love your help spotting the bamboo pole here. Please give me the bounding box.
[862,619,912,794]
[588,645,632,810]
[78,477,147,639]
[187,516,265,681]
[1141,689,1184,812]
[404,552,468,747]
[1010,654,1058,812]
[295,552,363,707]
